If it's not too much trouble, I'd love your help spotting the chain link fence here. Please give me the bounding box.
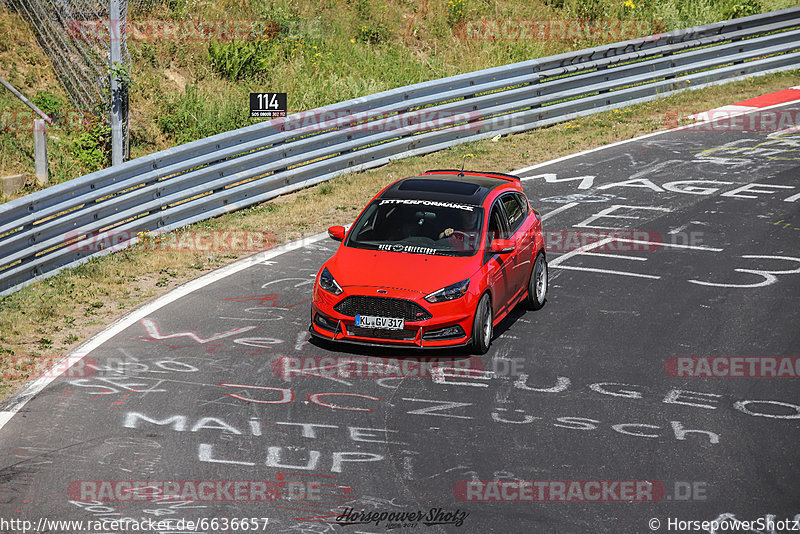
[1,0,136,159]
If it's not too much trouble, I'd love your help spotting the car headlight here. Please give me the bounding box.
[424,279,470,303]
[318,267,343,295]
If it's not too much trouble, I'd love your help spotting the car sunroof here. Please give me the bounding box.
[398,179,480,195]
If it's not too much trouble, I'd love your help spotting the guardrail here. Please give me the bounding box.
[1,7,799,295]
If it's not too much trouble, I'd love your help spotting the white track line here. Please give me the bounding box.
[0,233,328,430]
[552,265,661,279]
[548,237,614,267]
[3,94,800,432]
[614,238,723,252]
[688,105,755,121]
[511,97,800,175]
[583,252,648,261]
[539,202,579,221]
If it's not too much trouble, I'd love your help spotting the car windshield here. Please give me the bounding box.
[346,199,484,256]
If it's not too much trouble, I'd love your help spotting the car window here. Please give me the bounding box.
[515,193,529,215]
[345,199,484,256]
[487,204,509,244]
[485,203,511,263]
[501,193,525,234]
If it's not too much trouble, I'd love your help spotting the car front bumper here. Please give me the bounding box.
[310,286,475,349]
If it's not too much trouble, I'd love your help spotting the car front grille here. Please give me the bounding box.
[347,325,417,340]
[334,296,432,321]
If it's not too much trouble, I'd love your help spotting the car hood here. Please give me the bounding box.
[325,245,480,295]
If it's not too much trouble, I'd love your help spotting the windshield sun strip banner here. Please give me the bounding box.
[377,244,439,255]
[378,199,476,211]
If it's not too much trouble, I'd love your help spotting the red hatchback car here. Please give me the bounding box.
[310,170,548,354]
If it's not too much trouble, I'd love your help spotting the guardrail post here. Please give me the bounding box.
[33,119,48,186]
[109,0,124,167]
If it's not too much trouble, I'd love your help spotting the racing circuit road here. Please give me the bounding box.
[0,100,798,534]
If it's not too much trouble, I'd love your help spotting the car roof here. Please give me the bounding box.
[380,170,520,206]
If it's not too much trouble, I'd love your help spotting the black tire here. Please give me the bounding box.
[526,252,548,310]
[470,293,493,355]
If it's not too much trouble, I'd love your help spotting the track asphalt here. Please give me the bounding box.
[1,98,798,534]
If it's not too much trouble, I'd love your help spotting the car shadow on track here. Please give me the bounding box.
[307,299,543,361]
[308,334,472,360]
[492,303,532,340]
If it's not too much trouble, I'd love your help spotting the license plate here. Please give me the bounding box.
[355,315,404,330]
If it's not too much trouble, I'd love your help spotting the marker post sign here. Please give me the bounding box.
[250,93,287,118]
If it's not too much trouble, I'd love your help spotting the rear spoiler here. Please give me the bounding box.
[422,169,521,182]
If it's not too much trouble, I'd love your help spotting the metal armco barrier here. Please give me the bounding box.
[1,8,799,295]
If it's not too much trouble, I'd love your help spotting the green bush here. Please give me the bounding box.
[254,4,307,36]
[447,0,468,27]
[722,0,762,19]
[208,40,276,81]
[71,116,110,172]
[136,43,158,68]
[158,85,250,144]
[352,0,373,20]
[570,0,605,20]
[31,91,64,114]
[357,23,390,44]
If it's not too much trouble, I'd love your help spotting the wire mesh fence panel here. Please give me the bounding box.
[2,0,132,159]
